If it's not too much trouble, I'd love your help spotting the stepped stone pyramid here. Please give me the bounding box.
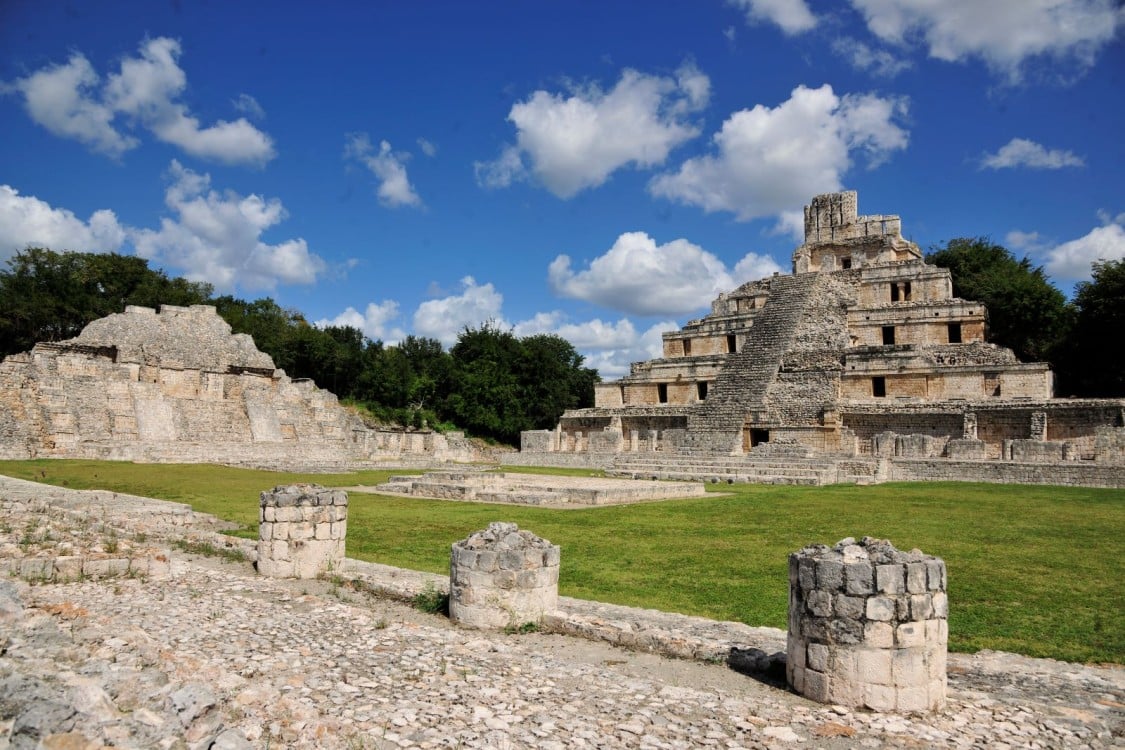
[518,191,1125,484]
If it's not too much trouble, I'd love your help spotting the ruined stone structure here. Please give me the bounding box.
[788,537,947,713]
[449,522,560,630]
[0,304,476,465]
[257,484,348,579]
[518,192,1125,486]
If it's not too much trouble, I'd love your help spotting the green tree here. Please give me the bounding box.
[0,248,212,356]
[1063,259,1125,396]
[445,322,525,442]
[925,238,1072,364]
[518,333,598,428]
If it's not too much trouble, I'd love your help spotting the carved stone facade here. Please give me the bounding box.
[520,192,1125,485]
[0,304,476,465]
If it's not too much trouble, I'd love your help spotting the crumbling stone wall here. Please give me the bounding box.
[257,484,347,579]
[0,305,478,465]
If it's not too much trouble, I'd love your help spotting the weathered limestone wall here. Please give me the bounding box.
[890,458,1125,487]
[0,305,480,465]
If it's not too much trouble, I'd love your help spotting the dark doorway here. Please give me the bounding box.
[872,376,886,398]
[882,326,896,345]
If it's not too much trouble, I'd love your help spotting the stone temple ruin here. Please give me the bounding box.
[0,304,476,466]
[516,191,1125,487]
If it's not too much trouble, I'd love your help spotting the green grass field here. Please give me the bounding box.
[2,459,1121,664]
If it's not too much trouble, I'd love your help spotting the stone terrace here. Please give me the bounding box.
[1,475,1123,748]
[368,471,708,506]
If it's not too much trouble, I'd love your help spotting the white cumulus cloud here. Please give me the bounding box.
[316,300,406,343]
[477,62,710,198]
[581,321,677,380]
[548,231,782,316]
[650,84,909,222]
[729,0,817,34]
[345,134,423,208]
[849,0,1124,80]
[4,37,274,165]
[981,138,1085,170]
[412,276,507,346]
[0,185,126,260]
[1045,220,1125,282]
[129,160,324,290]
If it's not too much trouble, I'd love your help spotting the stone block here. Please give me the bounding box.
[829,618,863,645]
[866,596,895,621]
[925,560,944,591]
[896,686,929,713]
[806,643,828,672]
[895,622,924,648]
[807,590,833,616]
[856,649,892,686]
[863,684,896,712]
[892,650,925,686]
[845,561,873,595]
[864,621,894,648]
[289,522,313,541]
[931,591,948,618]
[905,563,927,594]
[803,669,829,703]
[798,557,817,590]
[834,594,864,619]
[876,564,904,594]
[909,594,933,620]
[53,556,83,580]
[816,559,844,591]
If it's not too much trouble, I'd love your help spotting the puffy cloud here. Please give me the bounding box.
[412,276,506,346]
[509,312,672,379]
[1045,221,1125,281]
[130,160,324,290]
[832,37,913,77]
[650,84,908,222]
[316,300,406,343]
[1005,229,1049,255]
[980,138,1084,170]
[0,185,125,259]
[4,53,137,157]
[548,231,782,316]
[477,62,709,198]
[849,0,1124,80]
[417,138,437,157]
[729,0,817,35]
[345,134,423,208]
[4,37,274,165]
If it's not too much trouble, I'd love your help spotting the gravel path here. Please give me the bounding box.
[1,475,1122,749]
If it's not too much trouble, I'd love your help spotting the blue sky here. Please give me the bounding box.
[1,1,1122,377]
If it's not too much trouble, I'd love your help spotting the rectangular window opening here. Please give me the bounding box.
[903,282,912,301]
[882,326,896,345]
[749,428,770,447]
[682,338,692,356]
[890,284,900,302]
[696,381,708,401]
[872,376,887,398]
[947,322,962,344]
[840,257,852,269]
[657,383,668,403]
[726,334,738,353]
[983,372,1000,398]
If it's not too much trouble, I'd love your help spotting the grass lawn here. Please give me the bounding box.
[1,459,1121,665]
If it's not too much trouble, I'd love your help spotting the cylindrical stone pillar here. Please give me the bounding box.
[787,537,947,712]
[449,522,560,630]
[258,484,347,579]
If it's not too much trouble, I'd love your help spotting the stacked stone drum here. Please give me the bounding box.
[449,522,560,630]
[257,484,347,579]
[787,537,947,712]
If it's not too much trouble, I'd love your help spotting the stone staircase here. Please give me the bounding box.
[680,273,823,454]
[607,453,840,486]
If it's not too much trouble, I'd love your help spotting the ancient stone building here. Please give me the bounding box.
[518,192,1125,486]
[0,304,474,466]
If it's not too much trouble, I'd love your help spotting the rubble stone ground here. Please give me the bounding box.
[1,475,1122,749]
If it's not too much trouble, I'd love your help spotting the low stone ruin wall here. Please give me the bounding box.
[890,458,1125,488]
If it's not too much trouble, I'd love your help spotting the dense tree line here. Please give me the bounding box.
[0,248,598,444]
[924,238,1123,397]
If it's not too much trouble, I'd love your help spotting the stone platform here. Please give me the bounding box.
[364,470,708,507]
